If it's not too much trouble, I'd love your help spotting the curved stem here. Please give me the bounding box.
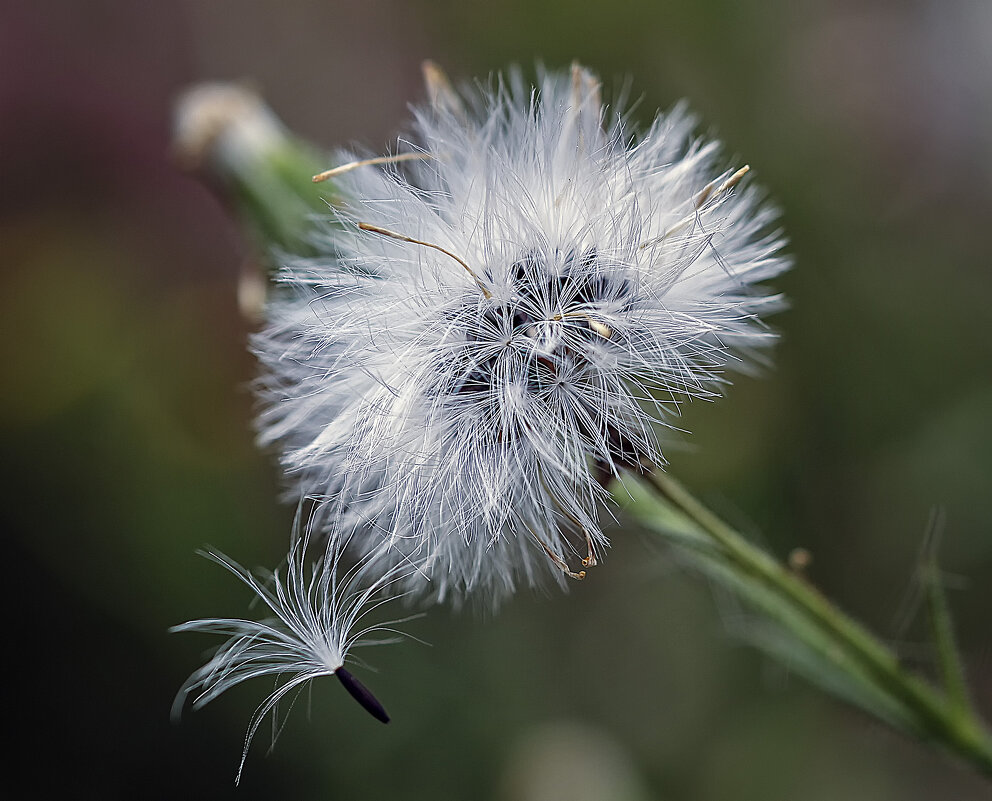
[636,468,992,779]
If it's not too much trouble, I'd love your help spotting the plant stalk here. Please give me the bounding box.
[635,468,992,778]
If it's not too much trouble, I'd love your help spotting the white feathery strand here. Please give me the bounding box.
[171,519,412,782]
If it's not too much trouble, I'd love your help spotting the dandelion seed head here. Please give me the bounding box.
[254,64,790,606]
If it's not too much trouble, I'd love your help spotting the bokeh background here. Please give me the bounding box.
[4,1,991,799]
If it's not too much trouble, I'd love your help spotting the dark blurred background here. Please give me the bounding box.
[3,1,991,799]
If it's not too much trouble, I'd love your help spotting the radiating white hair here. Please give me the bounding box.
[172,518,410,782]
[254,63,789,607]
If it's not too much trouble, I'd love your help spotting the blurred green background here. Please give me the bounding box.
[3,1,991,799]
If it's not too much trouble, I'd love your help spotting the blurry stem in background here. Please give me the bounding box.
[173,83,331,320]
[174,83,331,255]
[173,82,992,782]
[920,510,973,720]
[623,470,992,779]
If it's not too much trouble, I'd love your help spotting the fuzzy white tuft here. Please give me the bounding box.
[172,524,407,782]
[254,64,790,606]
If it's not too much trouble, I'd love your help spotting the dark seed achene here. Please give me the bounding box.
[335,667,390,723]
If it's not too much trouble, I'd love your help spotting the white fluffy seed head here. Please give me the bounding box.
[254,64,790,607]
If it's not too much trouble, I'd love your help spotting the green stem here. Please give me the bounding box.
[173,83,333,261]
[636,468,992,778]
[923,544,972,719]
